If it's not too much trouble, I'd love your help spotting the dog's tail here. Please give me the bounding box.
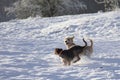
[89,39,93,47]
[83,38,87,47]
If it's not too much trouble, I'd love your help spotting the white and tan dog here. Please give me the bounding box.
[64,36,93,57]
[64,36,76,49]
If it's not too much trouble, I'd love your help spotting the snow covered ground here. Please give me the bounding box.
[0,10,120,80]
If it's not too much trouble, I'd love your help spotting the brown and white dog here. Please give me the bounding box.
[54,38,87,66]
[64,36,93,57]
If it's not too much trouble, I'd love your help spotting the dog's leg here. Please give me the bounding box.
[68,61,71,66]
[63,59,67,66]
[73,56,80,63]
[64,60,71,66]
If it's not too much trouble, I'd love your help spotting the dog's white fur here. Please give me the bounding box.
[64,36,76,49]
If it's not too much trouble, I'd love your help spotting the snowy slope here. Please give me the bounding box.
[0,10,120,80]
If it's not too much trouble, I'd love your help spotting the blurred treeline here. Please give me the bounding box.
[0,0,120,22]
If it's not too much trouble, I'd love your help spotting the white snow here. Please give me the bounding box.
[0,10,120,80]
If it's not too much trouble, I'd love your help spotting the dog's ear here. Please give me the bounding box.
[54,48,58,55]
[71,36,74,39]
[54,48,63,55]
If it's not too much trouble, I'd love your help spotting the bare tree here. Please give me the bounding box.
[56,0,87,16]
[5,0,42,19]
[0,0,17,22]
[95,0,119,11]
[5,0,61,18]
[37,0,61,17]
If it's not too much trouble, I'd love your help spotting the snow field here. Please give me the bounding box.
[0,10,120,80]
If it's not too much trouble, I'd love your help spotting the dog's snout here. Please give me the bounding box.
[65,41,67,43]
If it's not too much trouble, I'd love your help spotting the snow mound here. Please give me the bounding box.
[0,11,120,80]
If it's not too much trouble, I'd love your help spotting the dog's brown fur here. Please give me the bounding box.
[64,36,93,57]
[54,38,87,66]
